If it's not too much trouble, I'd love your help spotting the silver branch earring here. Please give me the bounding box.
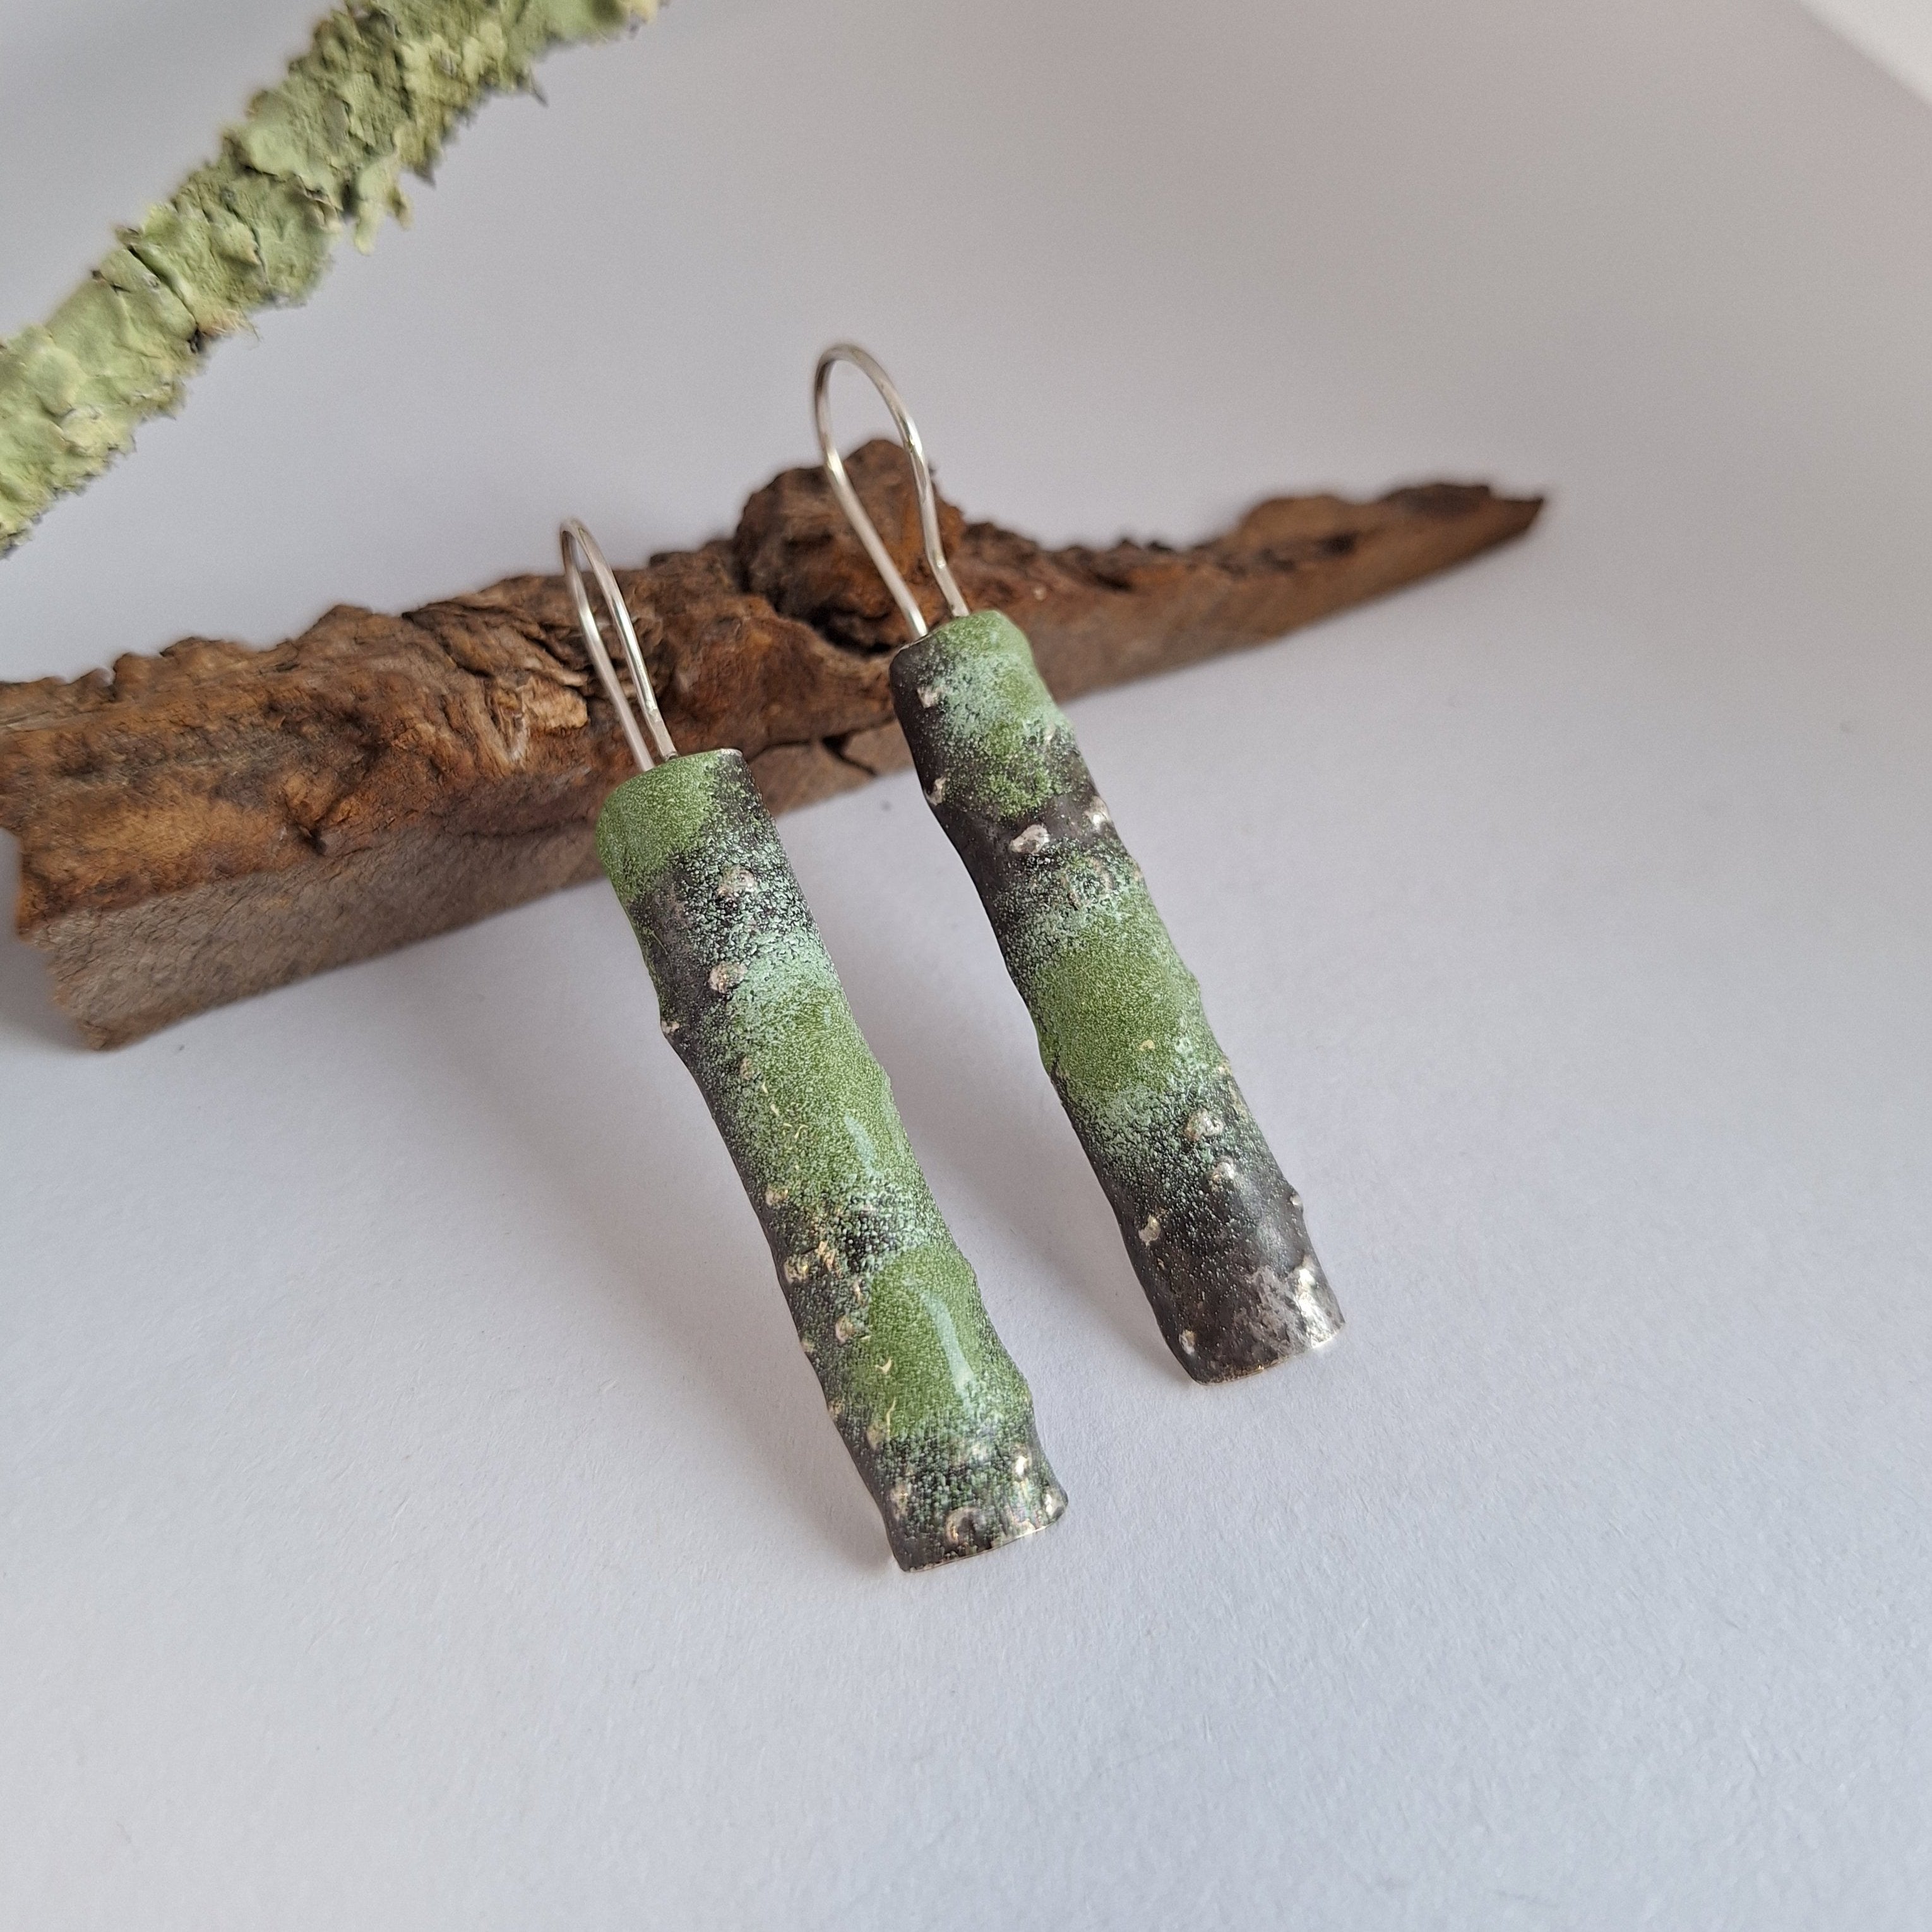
[561,518,1066,1567]
[813,347,1344,1383]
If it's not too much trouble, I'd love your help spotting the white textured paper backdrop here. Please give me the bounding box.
[3,3,1931,1927]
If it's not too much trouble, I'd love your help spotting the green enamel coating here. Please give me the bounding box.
[596,749,1065,1567]
[891,611,1344,1382]
[0,0,660,551]
[898,610,1070,821]
[1028,886,1219,1147]
[596,759,724,908]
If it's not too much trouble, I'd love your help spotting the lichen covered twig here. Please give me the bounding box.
[0,0,660,552]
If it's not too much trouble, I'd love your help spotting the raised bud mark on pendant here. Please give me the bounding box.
[944,1505,984,1547]
[716,864,758,900]
[1010,823,1051,856]
[1184,1109,1224,1142]
[1139,1215,1161,1246]
[709,960,746,993]
[926,776,946,805]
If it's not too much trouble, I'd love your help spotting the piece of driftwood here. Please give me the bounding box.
[0,443,1541,1046]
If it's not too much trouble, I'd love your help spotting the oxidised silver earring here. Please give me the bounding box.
[561,518,1066,1568]
[813,345,1343,1383]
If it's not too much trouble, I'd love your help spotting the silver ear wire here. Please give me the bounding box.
[559,519,678,772]
[813,343,971,643]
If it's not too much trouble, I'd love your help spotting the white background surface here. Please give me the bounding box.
[4,2,1931,1926]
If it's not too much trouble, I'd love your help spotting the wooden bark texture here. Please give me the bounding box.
[0,443,1541,1046]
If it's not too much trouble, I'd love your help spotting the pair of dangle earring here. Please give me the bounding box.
[561,522,1066,1571]
[560,345,1340,1569]
[814,345,1344,1383]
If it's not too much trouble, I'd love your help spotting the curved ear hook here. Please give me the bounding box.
[813,343,972,643]
[559,519,679,772]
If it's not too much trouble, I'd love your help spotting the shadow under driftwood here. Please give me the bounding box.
[0,835,73,1050]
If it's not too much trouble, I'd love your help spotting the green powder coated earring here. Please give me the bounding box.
[813,347,1344,1383]
[561,521,1066,1569]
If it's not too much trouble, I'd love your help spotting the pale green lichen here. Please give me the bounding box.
[0,0,660,552]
